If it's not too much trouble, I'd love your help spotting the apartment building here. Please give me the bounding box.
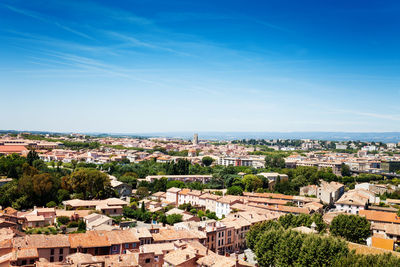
[217,157,264,168]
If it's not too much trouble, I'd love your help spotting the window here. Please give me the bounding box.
[145,258,151,263]
[30,259,35,264]
[132,243,136,248]
[50,256,54,262]
[112,245,118,252]
[59,248,63,254]
[125,244,130,249]
[50,249,54,255]
[59,256,63,262]
[22,260,27,265]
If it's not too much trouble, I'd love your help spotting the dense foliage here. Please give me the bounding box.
[0,151,390,210]
[247,215,400,267]
[0,154,114,209]
[330,214,371,244]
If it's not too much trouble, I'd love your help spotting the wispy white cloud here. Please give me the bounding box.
[104,31,193,57]
[1,4,94,40]
[27,49,170,86]
[335,109,400,121]
[155,12,289,32]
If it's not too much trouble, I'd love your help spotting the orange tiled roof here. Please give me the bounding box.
[359,210,400,224]
[105,230,139,244]
[69,231,110,248]
[0,145,28,153]
[179,188,191,196]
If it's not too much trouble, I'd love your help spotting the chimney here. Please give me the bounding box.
[186,254,190,260]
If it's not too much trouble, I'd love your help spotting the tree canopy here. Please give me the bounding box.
[330,214,371,244]
[202,156,214,167]
[61,168,112,199]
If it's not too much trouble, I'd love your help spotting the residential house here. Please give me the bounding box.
[257,172,289,190]
[359,210,400,225]
[110,179,132,198]
[166,208,200,222]
[215,196,242,219]
[152,228,201,244]
[199,193,220,213]
[166,187,181,205]
[83,213,113,230]
[372,223,400,244]
[63,198,128,216]
[140,242,175,267]
[335,189,373,214]
[300,181,344,205]
[13,234,70,264]
[105,230,140,254]
[132,227,153,245]
[23,216,45,228]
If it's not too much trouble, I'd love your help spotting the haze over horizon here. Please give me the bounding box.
[1,0,400,133]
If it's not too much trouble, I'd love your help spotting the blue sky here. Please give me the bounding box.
[1,0,400,133]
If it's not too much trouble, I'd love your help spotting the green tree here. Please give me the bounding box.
[136,187,149,199]
[152,177,167,192]
[166,214,183,225]
[242,174,263,192]
[119,175,138,188]
[57,189,70,203]
[57,216,70,225]
[265,154,286,168]
[341,163,351,177]
[227,186,243,195]
[61,168,112,199]
[27,150,39,166]
[77,220,86,232]
[166,180,185,189]
[202,156,214,167]
[330,214,371,244]
[56,161,63,171]
[46,201,57,207]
